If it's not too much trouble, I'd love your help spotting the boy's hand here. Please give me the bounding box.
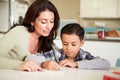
[41,61,61,71]
[59,59,78,68]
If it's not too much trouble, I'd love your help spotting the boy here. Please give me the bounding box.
[58,23,110,69]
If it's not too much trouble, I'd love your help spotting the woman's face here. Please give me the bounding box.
[32,10,54,37]
[61,33,84,59]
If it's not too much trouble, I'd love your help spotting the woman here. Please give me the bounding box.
[0,0,60,72]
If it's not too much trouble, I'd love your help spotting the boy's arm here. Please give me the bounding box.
[77,49,110,70]
[77,57,110,70]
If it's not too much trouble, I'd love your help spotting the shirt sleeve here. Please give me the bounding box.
[77,57,110,70]
[25,47,62,65]
[0,32,23,70]
[25,53,47,65]
[77,49,110,70]
[0,26,28,70]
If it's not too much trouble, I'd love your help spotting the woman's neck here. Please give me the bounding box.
[29,32,40,54]
[30,32,40,39]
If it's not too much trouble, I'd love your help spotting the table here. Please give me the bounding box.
[0,67,120,80]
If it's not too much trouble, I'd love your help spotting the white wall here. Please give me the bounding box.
[54,39,120,67]
[82,41,120,67]
[0,1,9,32]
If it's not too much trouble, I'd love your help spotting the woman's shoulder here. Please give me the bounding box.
[3,25,28,39]
[7,26,28,35]
[11,25,27,32]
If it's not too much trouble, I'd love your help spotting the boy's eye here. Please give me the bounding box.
[72,44,76,46]
[63,43,68,46]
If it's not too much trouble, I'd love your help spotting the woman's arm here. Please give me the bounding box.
[0,26,29,70]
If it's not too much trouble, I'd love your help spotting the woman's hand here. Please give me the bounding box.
[20,61,43,72]
[59,59,78,68]
[41,61,61,71]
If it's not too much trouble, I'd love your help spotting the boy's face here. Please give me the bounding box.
[61,33,84,59]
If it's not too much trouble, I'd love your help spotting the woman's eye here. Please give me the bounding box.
[41,21,46,24]
[50,20,54,23]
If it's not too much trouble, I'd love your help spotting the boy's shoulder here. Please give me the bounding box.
[79,48,95,60]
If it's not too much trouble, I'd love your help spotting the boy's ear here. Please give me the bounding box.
[80,39,85,46]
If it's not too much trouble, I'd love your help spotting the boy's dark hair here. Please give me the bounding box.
[60,23,84,41]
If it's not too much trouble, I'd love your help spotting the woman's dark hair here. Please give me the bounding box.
[60,23,84,41]
[22,0,60,52]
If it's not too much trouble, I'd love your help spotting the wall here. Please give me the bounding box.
[82,41,120,67]
[80,19,120,28]
[50,0,120,28]
[50,0,80,21]
[0,0,28,32]
[0,1,9,32]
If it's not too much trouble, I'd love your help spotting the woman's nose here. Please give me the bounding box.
[46,23,53,30]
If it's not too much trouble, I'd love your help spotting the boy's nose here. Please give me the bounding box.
[67,45,72,50]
